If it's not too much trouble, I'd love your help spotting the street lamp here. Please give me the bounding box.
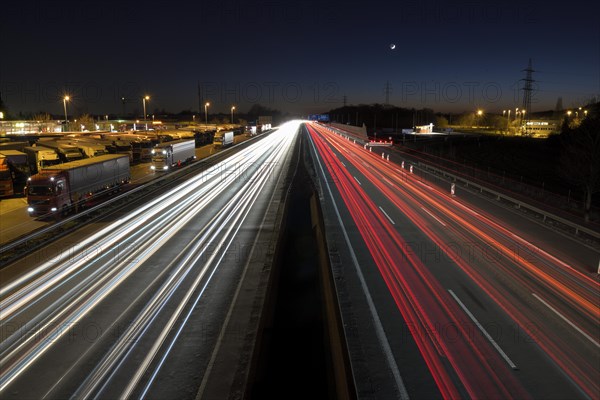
[63,96,70,122]
[205,102,210,125]
[476,109,483,127]
[63,96,70,131]
[142,95,150,130]
[231,106,235,124]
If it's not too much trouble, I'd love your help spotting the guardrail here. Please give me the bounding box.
[417,161,600,242]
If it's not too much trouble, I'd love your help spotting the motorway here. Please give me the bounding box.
[0,122,299,398]
[305,122,599,399]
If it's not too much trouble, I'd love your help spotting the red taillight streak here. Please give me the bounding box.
[320,124,597,322]
[308,125,530,399]
[313,124,599,398]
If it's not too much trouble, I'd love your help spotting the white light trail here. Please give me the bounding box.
[0,121,301,395]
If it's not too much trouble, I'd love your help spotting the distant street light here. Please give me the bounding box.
[205,102,210,125]
[63,96,70,131]
[121,97,127,117]
[0,111,4,119]
[476,109,483,127]
[143,95,150,130]
[63,96,70,122]
[231,106,235,124]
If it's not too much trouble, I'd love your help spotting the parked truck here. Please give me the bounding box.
[24,146,61,174]
[150,139,196,171]
[213,131,234,149]
[26,154,130,217]
[0,155,14,198]
[0,150,32,195]
[57,140,108,158]
[36,140,84,163]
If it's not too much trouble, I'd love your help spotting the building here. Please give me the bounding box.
[521,120,558,138]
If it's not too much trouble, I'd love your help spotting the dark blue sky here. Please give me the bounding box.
[1,0,599,116]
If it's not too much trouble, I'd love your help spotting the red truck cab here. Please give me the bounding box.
[26,172,70,216]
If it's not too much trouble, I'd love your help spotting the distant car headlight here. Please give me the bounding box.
[163,166,168,170]
[27,207,34,212]
[150,165,155,170]
[51,207,57,212]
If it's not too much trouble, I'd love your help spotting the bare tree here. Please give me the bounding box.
[77,114,95,131]
[560,116,600,222]
[33,113,52,121]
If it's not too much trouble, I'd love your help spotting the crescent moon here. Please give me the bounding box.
[390,43,396,50]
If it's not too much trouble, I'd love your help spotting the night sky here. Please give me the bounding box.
[1,0,599,117]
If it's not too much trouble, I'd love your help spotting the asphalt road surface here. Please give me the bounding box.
[305,122,599,399]
[0,122,299,399]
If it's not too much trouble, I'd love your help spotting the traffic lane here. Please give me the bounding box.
[0,128,290,394]
[367,181,593,399]
[317,126,585,399]
[147,192,274,399]
[326,130,598,344]
[389,145,600,273]
[310,125,528,398]
[305,129,440,399]
[328,129,598,398]
[357,149,599,340]
[344,143,600,391]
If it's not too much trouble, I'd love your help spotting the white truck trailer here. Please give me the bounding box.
[150,139,196,171]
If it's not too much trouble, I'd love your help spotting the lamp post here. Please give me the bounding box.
[476,109,483,127]
[63,96,70,131]
[231,106,235,124]
[205,102,210,126]
[142,95,150,130]
[506,109,511,133]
